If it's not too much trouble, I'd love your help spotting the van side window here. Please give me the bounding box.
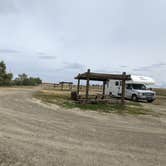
[127,84,132,90]
[115,81,119,86]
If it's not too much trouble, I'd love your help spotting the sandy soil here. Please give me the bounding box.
[0,87,166,166]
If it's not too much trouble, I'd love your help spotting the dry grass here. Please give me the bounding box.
[153,96,166,105]
[154,88,166,96]
[153,88,166,105]
[34,89,152,115]
[34,87,166,116]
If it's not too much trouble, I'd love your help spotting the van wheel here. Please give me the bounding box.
[132,95,138,102]
[147,99,154,103]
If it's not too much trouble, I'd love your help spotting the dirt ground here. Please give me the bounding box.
[0,87,166,166]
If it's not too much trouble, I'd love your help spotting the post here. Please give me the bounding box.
[102,81,106,98]
[121,72,126,103]
[86,69,90,100]
[77,79,80,95]
[70,83,73,91]
[61,83,63,91]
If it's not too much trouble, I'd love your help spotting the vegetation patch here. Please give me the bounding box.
[34,91,152,115]
[153,96,166,105]
[154,88,166,97]
[0,61,42,86]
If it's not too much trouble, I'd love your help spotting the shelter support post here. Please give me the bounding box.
[61,83,63,91]
[121,72,126,103]
[86,69,90,100]
[77,79,80,95]
[102,81,106,98]
[70,84,73,91]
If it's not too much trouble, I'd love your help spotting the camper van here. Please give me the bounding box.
[105,75,156,102]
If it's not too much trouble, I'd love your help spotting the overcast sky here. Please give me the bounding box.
[0,0,166,87]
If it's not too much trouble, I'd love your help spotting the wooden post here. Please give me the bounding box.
[121,72,126,104]
[86,69,90,100]
[70,84,73,91]
[61,83,63,91]
[102,81,106,98]
[77,79,80,95]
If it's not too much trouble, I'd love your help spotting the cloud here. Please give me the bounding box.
[53,62,85,73]
[131,63,166,87]
[38,56,56,60]
[133,63,166,72]
[0,49,20,54]
[120,65,128,68]
[36,52,46,55]
[63,62,85,70]
[0,0,18,14]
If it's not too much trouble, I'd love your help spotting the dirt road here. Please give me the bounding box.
[0,88,166,166]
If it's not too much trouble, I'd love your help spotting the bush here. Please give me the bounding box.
[0,61,13,86]
[14,74,42,86]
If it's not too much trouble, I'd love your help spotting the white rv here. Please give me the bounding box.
[105,75,156,102]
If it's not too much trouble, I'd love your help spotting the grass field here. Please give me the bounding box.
[153,88,166,105]
[154,88,166,96]
[34,89,154,115]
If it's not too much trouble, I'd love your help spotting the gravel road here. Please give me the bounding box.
[0,87,166,166]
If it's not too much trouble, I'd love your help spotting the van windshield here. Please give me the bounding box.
[132,84,146,90]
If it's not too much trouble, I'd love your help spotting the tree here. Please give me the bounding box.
[0,61,13,86]
[18,73,28,81]
[0,61,42,86]
[14,73,42,86]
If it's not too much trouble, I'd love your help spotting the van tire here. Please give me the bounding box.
[132,94,138,102]
[147,99,154,103]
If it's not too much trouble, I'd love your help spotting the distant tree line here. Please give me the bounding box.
[0,61,42,86]
[14,73,42,86]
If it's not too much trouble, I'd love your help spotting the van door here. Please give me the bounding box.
[126,84,133,99]
[113,81,121,97]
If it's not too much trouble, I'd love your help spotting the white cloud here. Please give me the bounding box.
[131,63,166,87]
